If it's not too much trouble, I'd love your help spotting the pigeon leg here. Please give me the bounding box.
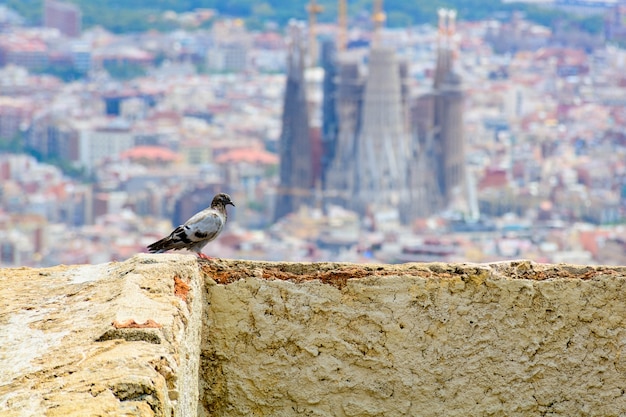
[197,252,213,260]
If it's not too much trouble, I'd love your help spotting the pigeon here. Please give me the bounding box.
[147,193,235,259]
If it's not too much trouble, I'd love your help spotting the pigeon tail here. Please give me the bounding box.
[147,236,178,253]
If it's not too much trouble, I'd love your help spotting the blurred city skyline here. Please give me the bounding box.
[1,0,626,266]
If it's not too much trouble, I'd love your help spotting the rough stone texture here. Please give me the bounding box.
[200,260,626,417]
[3,256,626,416]
[0,254,205,417]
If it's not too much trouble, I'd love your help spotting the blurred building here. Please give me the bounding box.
[274,23,314,221]
[207,20,250,72]
[0,213,46,265]
[605,4,626,43]
[77,119,134,173]
[352,46,411,215]
[0,96,35,140]
[320,39,338,188]
[70,41,91,72]
[484,12,551,54]
[92,46,155,70]
[323,49,365,205]
[0,35,48,71]
[321,9,467,223]
[433,9,466,205]
[409,9,467,216]
[27,113,79,161]
[43,0,81,38]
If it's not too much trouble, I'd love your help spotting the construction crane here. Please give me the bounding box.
[371,0,385,47]
[306,0,323,66]
[337,0,347,52]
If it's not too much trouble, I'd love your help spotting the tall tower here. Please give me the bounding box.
[320,0,353,191]
[433,9,466,204]
[337,0,347,52]
[354,46,410,211]
[306,0,323,67]
[324,0,412,220]
[407,93,446,218]
[434,9,454,90]
[274,24,314,221]
[352,0,411,213]
[324,52,365,201]
[371,0,386,47]
[320,39,338,188]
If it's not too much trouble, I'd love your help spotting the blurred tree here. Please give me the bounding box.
[103,61,147,79]
[3,0,607,35]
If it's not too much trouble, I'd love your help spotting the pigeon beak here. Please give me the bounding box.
[229,201,235,207]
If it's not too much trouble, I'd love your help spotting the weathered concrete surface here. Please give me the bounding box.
[200,260,626,417]
[3,256,626,416]
[0,254,205,417]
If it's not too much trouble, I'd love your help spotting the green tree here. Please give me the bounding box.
[103,61,147,80]
[3,0,608,35]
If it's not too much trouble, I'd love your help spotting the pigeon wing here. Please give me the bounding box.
[183,208,224,243]
[147,209,224,253]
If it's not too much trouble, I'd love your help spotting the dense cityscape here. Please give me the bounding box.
[2,0,626,266]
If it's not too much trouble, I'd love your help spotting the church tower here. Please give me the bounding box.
[434,9,466,203]
[274,23,314,221]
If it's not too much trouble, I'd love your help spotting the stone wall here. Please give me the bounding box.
[2,256,626,416]
[199,260,626,416]
[0,254,204,417]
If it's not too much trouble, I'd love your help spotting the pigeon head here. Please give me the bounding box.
[212,193,235,208]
